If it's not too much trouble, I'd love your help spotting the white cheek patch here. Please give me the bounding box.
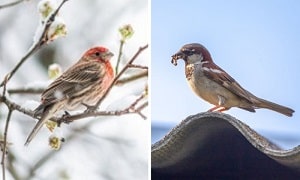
[187,54,203,64]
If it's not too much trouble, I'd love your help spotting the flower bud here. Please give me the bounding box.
[47,17,67,41]
[49,135,61,150]
[119,24,134,42]
[38,0,58,21]
[48,63,62,79]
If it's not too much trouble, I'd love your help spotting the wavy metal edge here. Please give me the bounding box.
[152,112,300,172]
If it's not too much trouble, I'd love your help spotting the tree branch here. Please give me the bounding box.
[1,109,13,180]
[7,88,44,95]
[0,0,24,10]
[56,90,148,123]
[116,70,147,85]
[0,0,69,88]
[0,96,36,117]
[128,64,148,69]
[115,40,125,74]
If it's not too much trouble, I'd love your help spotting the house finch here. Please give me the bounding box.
[171,43,294,117]
[25,46,114,145]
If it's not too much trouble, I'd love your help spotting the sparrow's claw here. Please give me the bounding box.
[208,106,229,112]
[208,106,219,112]
[217,107,229,112]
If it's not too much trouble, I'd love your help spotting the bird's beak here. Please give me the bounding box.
[105,51,114,58]
[171,51,185,66]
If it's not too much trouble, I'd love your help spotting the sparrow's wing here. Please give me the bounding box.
[202,62,254,103]
[40,61,104,105]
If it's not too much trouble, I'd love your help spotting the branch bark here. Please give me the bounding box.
[0,0,24,10]
[0,0,69,88]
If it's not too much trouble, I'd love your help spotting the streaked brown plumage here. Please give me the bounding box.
[25,47,114,145]
[171,43,294,117]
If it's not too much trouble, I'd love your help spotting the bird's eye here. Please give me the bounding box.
[182,49,194,56]
[95,52,100,56]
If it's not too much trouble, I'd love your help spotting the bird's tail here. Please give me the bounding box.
[25,104,54,146]
[257,98,294,117]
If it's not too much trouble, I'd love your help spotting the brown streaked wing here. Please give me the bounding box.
[202,62,254,103]
[41,61,103,105]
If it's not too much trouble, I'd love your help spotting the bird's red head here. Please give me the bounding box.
[83,46,114,62]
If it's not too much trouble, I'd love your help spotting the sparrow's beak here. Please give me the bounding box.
[171,51,185,66]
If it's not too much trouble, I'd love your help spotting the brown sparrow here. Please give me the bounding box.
[171,43,294,117]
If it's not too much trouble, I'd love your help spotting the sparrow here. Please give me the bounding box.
[25,46,114,145]
[171,43,294,117]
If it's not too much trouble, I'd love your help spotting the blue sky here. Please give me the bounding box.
[151,0,300,148]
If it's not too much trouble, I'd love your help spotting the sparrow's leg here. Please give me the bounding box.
[208,95,228,112]
[208,106,220,112]
[207,106,229,112]
[216,107,229,112]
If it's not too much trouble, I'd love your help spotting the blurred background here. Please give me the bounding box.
[152,0,300,149]
[0,0,148,179]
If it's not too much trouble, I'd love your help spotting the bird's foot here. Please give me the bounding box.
[82,103,98,113]
[208,106,228,112]
[58,111,72,126]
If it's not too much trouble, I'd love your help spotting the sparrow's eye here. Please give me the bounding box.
[182,49,194,56]
[95,52,100,56]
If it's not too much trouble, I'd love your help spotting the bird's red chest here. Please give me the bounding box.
[102,61,114,89]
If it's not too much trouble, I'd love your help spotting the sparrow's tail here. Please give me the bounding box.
[256,98,294,117]
[25,104,53,146]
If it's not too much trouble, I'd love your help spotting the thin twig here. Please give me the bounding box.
[0,76,148,123]
[135,102,148,119]
[1,96,36,117]
[115,40,125,74]
[136,101,148,112]
[124,92,147,119]
[8,88,44,94]
[115,70,147,85]
[0,0,24,10]
[55,106,146,123]
[91,44,148,110]
[0,0,69,88]
[2,75,8,96]
[57,88,148,122]
[1,109,13,180]
[128,64,148,69]
[127,93,145,110]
